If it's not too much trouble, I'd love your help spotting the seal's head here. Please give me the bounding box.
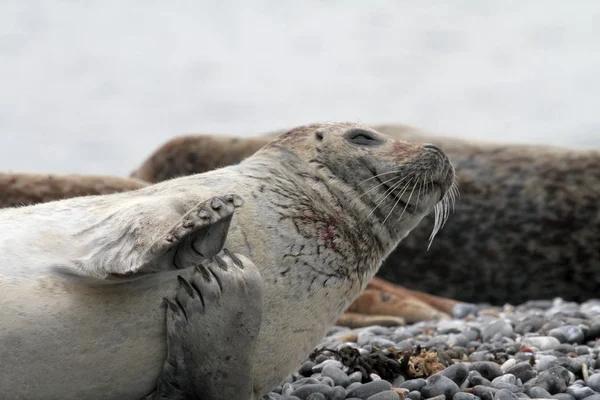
[258,122,457,248]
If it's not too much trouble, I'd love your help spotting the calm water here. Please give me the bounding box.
[1,1,599,175]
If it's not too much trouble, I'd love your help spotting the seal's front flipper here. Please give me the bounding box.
[109,194,244,280]
[144,250,263,400]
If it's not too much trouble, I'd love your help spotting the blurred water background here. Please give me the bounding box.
[1,1,599,175]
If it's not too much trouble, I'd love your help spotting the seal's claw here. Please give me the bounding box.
[151,252,263,400]
[141,194,244,274]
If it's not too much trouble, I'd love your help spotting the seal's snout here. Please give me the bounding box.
[421,143,455,198]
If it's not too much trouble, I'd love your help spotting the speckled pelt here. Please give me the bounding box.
[130,123,600,305]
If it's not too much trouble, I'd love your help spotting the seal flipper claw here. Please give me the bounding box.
[146,250,263,400]
[110,194,244,279]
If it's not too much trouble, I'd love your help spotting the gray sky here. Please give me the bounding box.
[1,1,599,175]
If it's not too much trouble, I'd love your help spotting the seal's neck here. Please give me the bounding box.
[240,150,396,285]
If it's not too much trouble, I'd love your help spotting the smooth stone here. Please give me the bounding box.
[483,319,514,342]
[305,394,326,400]
[493,374,517,386]
[346,380,392,399]
[329,386,346,400]
[322,365,350,387]
[299,361,316,377]
[528,366,571,394]
[582,396,600,400]
[469,351,494,362]
[292,378,321,388]
[453,393,480,400]
[319,376,334,387]
[391,375,405,387]
[399,379,427,391]
[282,383,294,396]
[587,373,600,392]
[370,337,397,348]
[289,384,332,399]
[407,390,422,400]
[312,359,343,372]
[286,397,301,400]
[495,388,519,400]
[553,394,576,400]
[421,375,460,399]
[566,383,596,400]
[526,386,553,398]
[492,382,521,393]
[438,363,470,386]
[522,336,561,351]
[366,391,401,400]
[515,317,545,335]
[346,382,364,392]
[453,302,479,319]
[502,359,517,372]
[470,374,492,387]
[557,357,586,374]
[472,385,498,400]
[550,326,586,344]
[536,355,559,372]
[349,372,364,384]
[470,362,504,380]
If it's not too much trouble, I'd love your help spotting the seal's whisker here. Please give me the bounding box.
[397,177,418,222]
[361,176,407,223]
[357,174,402,199]
[378,177,414,233]
[357,169,404,185]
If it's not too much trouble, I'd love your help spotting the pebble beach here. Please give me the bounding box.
[262,298,600,400]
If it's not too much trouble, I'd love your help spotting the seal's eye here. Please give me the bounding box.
[344,129,382,146]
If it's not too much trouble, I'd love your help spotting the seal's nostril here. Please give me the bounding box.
[422,144,444,155]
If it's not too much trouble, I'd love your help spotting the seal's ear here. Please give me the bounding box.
[315,131,324,141]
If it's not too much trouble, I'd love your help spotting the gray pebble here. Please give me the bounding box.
[286,397,301,400]
[438,363,470,386]
[536,355,559,372]
[299,361,315,377]
[305,393,326,400]
[566,383,596,400]
[553,394,576,400]
[312,359,342,373]
[483,319,514,342]
[471,362,504,381]
[346,380,392,399]
[346,382,364,392]
[515,317,545,335]
[582,396,600,400]
[292,378,321,388]
[421,375,460,399]
[587,373,600,392]
[329,386,346,400]
[550,326,586,344]
[366,391,401,400]
[391,375,405,387]
[492,382,521,393]
[522,336,561,351]
[321,365,350,387]
[529,365,571,394]
[495,388,519,400]
[408,390,422,400]
[349,372,363,384]
[400,378,427,391]
[453,302,479,319]
[526,385,553,398]
[370,337,397,348]
[319,376,334,387]
[472,385,497,400]
[453,393,480,400]
[289,384,332,399]
[282,383,294,396]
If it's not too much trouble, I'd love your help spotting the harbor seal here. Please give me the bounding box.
[0,172,148,208]
[0,122,455,399]
[129,123,600,304]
